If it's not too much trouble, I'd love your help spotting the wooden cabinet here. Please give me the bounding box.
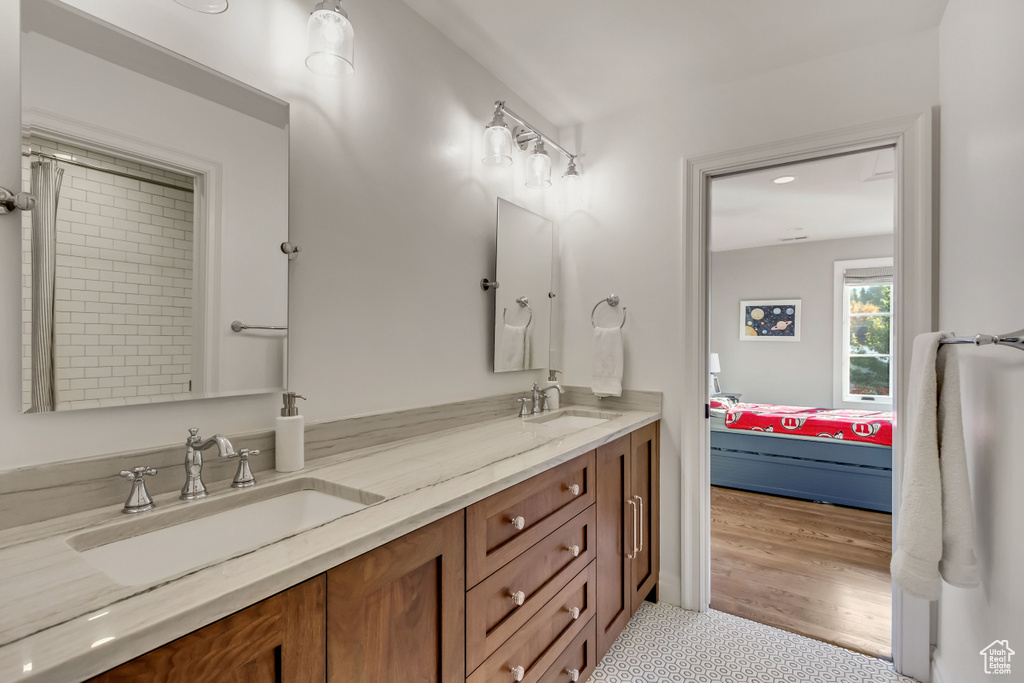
[87,576,326,683]
[595,421,660,658]
[326,511,465,683]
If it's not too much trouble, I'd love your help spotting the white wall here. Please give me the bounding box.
[710,235,893,407]
[933,2,1024,681]
[558,29,939,606]
[0,0,556,470]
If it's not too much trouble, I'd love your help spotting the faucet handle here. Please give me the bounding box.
[227,448,260,489]
[187,427,200,442]
[120,465,158,481]
[518,397,532,418]
[119,466,157,514]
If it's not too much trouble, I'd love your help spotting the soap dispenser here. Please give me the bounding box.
[276,392,306,473]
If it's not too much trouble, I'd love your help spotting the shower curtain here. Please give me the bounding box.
[29,160,63,413]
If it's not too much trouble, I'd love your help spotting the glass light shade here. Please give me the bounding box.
[563,166,583,206]
[174,0,228,13]
[306,3,355,79]
[525,144,551,188]
[482,125,513,167]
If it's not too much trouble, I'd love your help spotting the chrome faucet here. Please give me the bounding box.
[180,428,236,500]
[540,384,564,412]
[531,383,543,414]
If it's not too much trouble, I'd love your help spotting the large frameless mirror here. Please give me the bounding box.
[20,0,289,412]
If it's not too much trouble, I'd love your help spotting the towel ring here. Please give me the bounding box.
[591,294,627,329]
[503,296,533,326]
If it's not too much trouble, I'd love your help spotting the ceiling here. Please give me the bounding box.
[709,148,895,252]
[401,0,948,127]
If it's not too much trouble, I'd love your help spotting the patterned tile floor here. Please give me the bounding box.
[589,602,919,683]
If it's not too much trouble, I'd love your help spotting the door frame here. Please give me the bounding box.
[680,111,935,681]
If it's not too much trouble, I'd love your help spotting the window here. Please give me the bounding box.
[834,258,893,406]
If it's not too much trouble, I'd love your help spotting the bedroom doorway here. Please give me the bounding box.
[706,149,897,658]
[683,113,936,680]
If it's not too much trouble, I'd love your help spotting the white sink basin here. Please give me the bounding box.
[526,409,621,434]
[68,478,383,586]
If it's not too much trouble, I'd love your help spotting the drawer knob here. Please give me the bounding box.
[565,483,581,496]
[511,665,525,681]
[510,590,526,606]
[510,515,526,531]
[566,544,580,558]
[566,669,580,682]
[566,605,580,620]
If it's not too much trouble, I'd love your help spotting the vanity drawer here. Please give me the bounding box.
[467,505,596,672]
[467,451,595,586]
[466,561,595,683]
[538,618,597,683]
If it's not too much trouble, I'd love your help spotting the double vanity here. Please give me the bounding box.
[0,390,660,682]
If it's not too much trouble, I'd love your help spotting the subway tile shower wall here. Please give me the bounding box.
[21,136,195,411]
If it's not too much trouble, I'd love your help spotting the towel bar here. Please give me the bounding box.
[939,329,1024,352]
[231,321,288,332]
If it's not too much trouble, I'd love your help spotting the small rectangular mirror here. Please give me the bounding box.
[20,0,289,412]
[492,199,553,372]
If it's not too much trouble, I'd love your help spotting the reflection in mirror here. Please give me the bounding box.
[492,199,553,372]
[20,0,289,412]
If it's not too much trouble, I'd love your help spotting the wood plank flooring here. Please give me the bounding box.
[710,486,893,659]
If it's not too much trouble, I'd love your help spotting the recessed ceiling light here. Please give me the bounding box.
[174,0,228,14]
[773,175,796,184]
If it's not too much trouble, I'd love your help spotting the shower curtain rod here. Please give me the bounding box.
[22,150,194,194]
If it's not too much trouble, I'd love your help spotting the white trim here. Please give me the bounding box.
[683,111,935,682]
[21,108,224,397]
[833,257,894,409]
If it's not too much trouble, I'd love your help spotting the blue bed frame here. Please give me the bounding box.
[710,426,892,513]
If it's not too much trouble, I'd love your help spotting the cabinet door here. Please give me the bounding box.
[88,576,326,683]
[326,511,465,683]
[629,421,660,614]
[595,434,631,659]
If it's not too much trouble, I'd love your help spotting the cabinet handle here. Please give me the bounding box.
[566,544,580,558]
[626,498,637,560]
[511,665,525,681]
[565,483,581,496]
[635,494,644,554]
[510,590,526,606]
[566,669,580,682]
[510,516,526,531]
[566,605,580,620]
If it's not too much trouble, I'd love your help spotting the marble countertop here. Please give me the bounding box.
[0,404,660,682]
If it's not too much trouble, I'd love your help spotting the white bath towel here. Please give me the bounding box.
[891,332,980,600]
[498,322,530,371]
[592,325,623,397]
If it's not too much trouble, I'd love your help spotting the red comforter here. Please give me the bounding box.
[717,402,894,446]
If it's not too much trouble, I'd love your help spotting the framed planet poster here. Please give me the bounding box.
[739,299,801,341]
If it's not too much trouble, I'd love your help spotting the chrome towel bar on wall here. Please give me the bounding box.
[939,329,1024,352]
[231,321,288,332]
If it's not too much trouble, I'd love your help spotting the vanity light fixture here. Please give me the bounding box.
[483,101,581,191]
[173,0,228,13]
[306,0,355,79]
[773,175,796,184]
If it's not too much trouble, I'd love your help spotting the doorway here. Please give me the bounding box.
[707,149,896,658]
[681,113,936,681]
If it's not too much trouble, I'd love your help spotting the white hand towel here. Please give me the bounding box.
[498,322,529,371]
[592,325,623,397]
[891,332,980,600]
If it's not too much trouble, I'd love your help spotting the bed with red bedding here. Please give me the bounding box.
[710,399,893,512]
